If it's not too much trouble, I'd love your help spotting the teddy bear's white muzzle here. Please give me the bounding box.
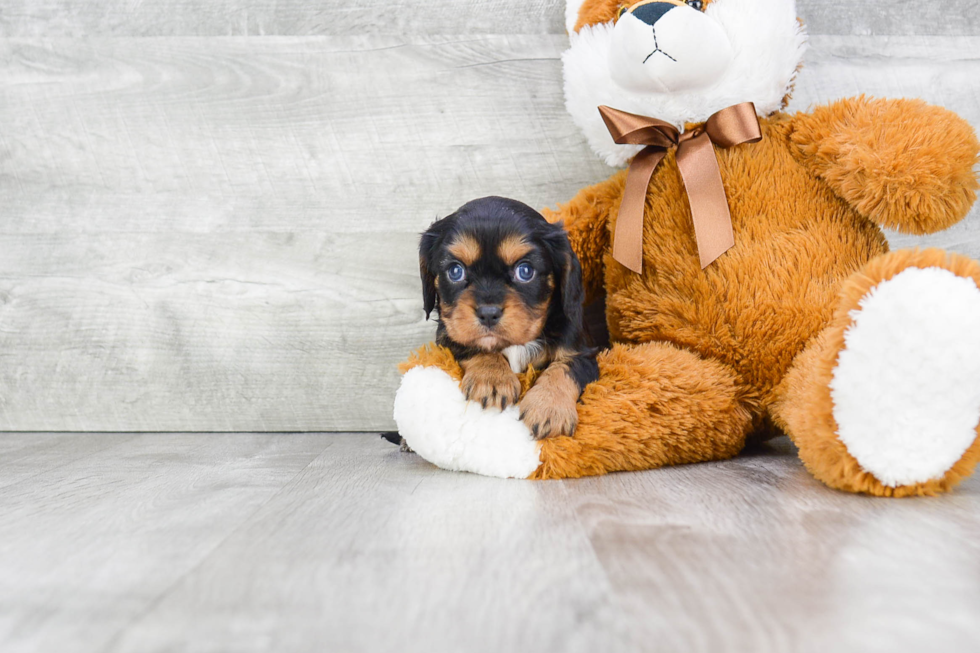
[609,5,733,94]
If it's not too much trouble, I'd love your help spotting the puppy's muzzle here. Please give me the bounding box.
[476,305,503,328]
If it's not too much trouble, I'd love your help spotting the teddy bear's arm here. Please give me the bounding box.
[542,172,625,304]
[788,97,980,234]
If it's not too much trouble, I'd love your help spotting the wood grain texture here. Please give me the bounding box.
[799,0,980,36]
[1,35,979,431]
[0,36,603,234]
[1,433,978,653]
[0,431,136,490]
[0,35,605,431]
[2,1,979,36]
[0,432,332,653]
[573,439,980,652]
[0,0,564,37]
[0,232,426,431]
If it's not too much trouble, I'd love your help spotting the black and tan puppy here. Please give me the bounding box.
[419,196,599,439]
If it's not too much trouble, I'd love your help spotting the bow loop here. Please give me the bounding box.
[705,103,763,148]
[599,107,679,148]
[598,103,761,273]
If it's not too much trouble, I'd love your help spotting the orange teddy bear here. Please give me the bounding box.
[394,0,980,496]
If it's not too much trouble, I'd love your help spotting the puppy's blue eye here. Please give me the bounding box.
[515,262,535,283]
[447,263,465,283]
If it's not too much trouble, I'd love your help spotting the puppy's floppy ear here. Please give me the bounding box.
[419,232,439,320]
[543,223,585,330]
[419,215,454,320]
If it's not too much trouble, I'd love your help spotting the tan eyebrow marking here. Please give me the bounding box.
[447,234,481,266]
[498,235,534,266]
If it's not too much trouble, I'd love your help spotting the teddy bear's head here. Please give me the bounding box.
[564,0,807,166]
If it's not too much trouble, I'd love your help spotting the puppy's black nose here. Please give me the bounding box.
[476,305,503,328]
[631,2,676,26]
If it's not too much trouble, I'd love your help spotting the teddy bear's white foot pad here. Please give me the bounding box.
[392,366,541,479]
[830,267,980,487]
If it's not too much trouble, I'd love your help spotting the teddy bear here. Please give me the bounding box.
[393,0,980,497]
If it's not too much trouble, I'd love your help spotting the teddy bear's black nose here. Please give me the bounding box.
[476,305,503,328]
[631,2,677,26]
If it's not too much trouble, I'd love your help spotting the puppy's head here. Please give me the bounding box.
[419,196,584,352]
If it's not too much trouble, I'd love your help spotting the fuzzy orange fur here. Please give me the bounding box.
[401,343,540,396]
[789,97,980,235]
[399,343,463,380]
[548,112,894,411]
[532,342,753,479]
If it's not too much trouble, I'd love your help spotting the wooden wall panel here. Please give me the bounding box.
[800,0,980,36]
[0,37,607,235]
[0,232,425,431]
[0,35,604,431]
[1,30,979,431]
[0,0,564,37]
[1,1,979,37]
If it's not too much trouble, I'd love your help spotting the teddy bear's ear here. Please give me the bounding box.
[567,0,625,33]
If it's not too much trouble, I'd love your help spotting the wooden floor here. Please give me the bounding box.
[1,433,978,653]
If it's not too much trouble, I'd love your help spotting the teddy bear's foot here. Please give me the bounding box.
[774,249,980,496]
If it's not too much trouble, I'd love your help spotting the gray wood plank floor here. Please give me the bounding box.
[1,432,978,653]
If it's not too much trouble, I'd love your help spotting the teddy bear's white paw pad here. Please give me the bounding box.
[830,267,980,487]
[392,366,541,479]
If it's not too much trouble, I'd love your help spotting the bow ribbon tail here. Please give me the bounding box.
[599,103,760,272]
[613,146,667,274]
[676,132,735,269]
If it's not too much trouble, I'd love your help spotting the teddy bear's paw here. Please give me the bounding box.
[829,265,980,488]
[392,366,542,479]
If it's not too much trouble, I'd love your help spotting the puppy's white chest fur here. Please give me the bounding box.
[502,340,545,374]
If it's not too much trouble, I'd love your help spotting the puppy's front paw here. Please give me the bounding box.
[519,383,579,440]
[462,354,522,411]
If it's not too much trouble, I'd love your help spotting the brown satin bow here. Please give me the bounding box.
[599,103,762,272]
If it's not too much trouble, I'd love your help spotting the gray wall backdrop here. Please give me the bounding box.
[1,1,979,432]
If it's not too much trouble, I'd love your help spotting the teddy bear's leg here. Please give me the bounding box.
[532,341,755,479]
[772,249,980,496]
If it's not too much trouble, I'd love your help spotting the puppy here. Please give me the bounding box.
[419,196,599,439]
